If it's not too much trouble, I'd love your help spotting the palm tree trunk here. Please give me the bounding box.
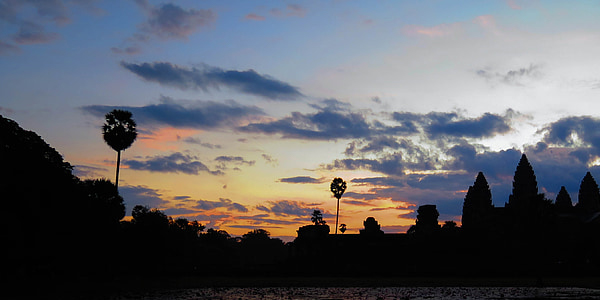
[335,197,340,234]
[115,150,121,190]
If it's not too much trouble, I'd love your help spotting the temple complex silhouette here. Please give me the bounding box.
[293,154,600,276]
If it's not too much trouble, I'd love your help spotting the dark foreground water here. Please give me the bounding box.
[113,287,600,299]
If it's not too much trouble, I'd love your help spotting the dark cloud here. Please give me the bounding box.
[349,136,402,155]
[112,2,214,55]
[351,177,406,188]
[121,61,302,100]
[72,164,107,178]
[262,154,278,166]
[243,107,513,142]
[476,64,542,86]
[255,200,319,217]
[426,113,511,138]
[541,116,600,163]
[392,110,512,139]
[240,109,389,140]
[139,3,215,40]
[188,213,231,228]
[405,173,474,192]
[182,137,222,149]
[12,21,59,44]
[119,185,167,215]
[343,191,382,201]
[0,0,100,53]
[445,143,522,178]
[278,176,324,184]
[215,156,255,166]
[369,206,408,212]
[193,198,248,213]
[235,214,301,226]
[214,156,254,172]
[327,149,437,177]
[81,96,264,129]
[342,200,376,206]
[125,152,223,175]
[162,207,198,215]
[0,0,70,24]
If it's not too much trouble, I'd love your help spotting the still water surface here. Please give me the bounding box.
[116,286,600,299]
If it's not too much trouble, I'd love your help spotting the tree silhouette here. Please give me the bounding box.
[339,223,347,234]
[330,177,347,234]
[462,172,493,230]
[80,178,126,227]
[577,171,600,213]
[242,229,271,243]
[131,205,169,232]
[102,109,137,190]
[311,209,326,225]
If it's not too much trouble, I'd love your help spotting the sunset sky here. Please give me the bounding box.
[4,1,600,241]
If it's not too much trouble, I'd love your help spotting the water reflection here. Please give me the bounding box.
[116,287,600,300]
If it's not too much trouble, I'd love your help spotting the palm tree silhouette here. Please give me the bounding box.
[311,209,325,225]
[330,177,346,234]
[339,223,347,234]
[102,109,137,190]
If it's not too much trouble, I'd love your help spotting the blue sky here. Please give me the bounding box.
[3,0,600,240]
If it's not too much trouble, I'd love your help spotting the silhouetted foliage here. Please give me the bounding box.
[339,223,347,234]
[1,115,82,284]
[242,228,271,242]
[331,177,346,234]
[170,217,205,237]
[311,209,326,225]
[80,178,126,227]
[577,171,600,213]
[132,205,169,231]
[102,109,137,189]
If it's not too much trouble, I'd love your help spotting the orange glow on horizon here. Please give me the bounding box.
[138,127,201,151]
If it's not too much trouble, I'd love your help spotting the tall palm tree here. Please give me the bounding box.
[330,177,346,234]
[102,109,137,190]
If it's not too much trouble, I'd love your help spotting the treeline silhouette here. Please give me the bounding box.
[3,114,600,292]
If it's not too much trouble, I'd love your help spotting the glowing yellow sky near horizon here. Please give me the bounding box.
[74,127,432,238]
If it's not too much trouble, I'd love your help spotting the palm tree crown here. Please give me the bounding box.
[102,109,137,152]
[330,178,347,200]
